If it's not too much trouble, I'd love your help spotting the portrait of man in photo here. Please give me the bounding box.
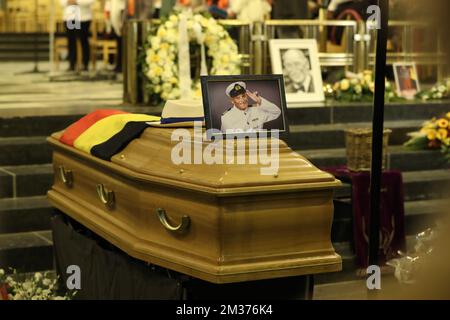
[282,49,315,94]
[393,62,420,100]
[220,81,282,133]
[269,39,325,103]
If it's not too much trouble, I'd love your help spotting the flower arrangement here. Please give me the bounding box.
[144,12,241,103]
[415,79,450,101]
[325,70,400,102]
[404,112,450,163]
[0,269,74,300]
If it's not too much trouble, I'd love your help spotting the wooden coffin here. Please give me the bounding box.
[47,127,342,283]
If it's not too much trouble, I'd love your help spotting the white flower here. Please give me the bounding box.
[34,272,43,282]
[363,74,372,85]
[0,269,4,276]
[169,15,178,23]
[340,79,350,91]
[165,29,178,44]
[42,278,52,286]
[152,85,161,93]
[165,21,174,29]
[438,85,446,93]
[22,281,33,290]
[14,293,23,300]
[354,84,362,94]
[150,36,160,48]
[156,27,167,38]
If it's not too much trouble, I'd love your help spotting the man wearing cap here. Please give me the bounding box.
[221,82,281,133]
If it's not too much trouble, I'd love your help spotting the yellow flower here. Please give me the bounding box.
[427,129,437,140]
[153,66,163,77]
[332,81,340,91]
[157,27,167,38]
[340,79,350,91]
[150,53,160,63]
[169,77,178,84]
[437,118,449,128]
[437,129,448,140]
[369,82,375,93]
[160,43,169,51]
[446,112,450,120]
[443,138,450,146]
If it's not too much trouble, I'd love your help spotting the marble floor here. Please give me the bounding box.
[0,61,125,118]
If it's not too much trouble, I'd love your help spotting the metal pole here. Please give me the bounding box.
[49,0,55,75]
[32,0,39,72]
[368,0,389,268]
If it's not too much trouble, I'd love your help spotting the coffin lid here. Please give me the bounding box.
[49,127,341,196]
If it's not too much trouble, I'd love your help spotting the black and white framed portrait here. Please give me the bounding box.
[200,74,289,139]
[270,39,324,104]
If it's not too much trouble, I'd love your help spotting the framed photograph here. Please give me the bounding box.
[269,39,325,104]
[393,62,420,99]
[200,74,289,139]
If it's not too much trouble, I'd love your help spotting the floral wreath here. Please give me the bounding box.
[144,12,241,102]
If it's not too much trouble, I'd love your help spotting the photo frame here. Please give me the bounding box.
[393,62,420,99]
[269,39,325,104]
[200,74,289,139]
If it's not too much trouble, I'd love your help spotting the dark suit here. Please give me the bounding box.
[284,75,315,94]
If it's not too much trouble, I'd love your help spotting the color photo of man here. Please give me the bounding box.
[393,63,420,99]
[282,49,315,94]
[220,81,281,133]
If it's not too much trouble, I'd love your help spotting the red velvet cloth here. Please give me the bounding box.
[325,166,406,267]
[59,109,128,146]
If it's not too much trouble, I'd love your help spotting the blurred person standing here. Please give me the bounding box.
[227,0,272,23]
[60,0,95,72]
[104,0,125,73]
[271,0,309,38]
[208,0,229,19]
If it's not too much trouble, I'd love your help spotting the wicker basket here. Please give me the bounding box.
[345,128,392,172]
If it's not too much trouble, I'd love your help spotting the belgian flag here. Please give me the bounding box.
[60,110,160,161]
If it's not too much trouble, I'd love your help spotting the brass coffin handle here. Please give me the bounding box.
[156,208,190,234]
[96,184,115,209]
[58,165,73,188]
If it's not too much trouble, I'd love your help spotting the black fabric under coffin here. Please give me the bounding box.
[90,121,149,161]
[51,212,182,299]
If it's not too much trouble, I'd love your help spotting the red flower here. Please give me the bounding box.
[428,140,441,149]
[0,284,9,300]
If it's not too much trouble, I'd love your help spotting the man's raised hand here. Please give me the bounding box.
[246,90,262,105]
